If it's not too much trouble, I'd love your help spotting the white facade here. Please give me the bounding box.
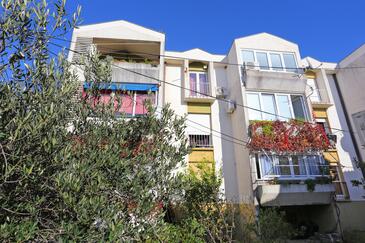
[69,21,365,207]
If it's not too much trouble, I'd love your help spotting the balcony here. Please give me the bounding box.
[248,120,332,153]
[242,63,307,93]
[184,71,214,102]
[112,61,159,84]
[256,183,335,206]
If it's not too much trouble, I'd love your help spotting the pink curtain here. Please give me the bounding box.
[115,92,134,115]
[189,73,197,96]
[135,93,156,115]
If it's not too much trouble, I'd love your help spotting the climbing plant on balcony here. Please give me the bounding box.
[248,120,331,153]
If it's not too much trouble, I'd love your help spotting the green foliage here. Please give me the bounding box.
[258,208,295,243]
[305,179,316,192]
[0,0,190,241]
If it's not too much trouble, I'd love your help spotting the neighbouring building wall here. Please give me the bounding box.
[326,73,365,200]
[226,42,254,203]
[336,44,365,162]
[211,64,238,200]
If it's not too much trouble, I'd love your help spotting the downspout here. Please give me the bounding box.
[332,73,364,162]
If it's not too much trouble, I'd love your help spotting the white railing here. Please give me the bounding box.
[112,62,159,84]
[186,81,211,98]
[189,134,212,148]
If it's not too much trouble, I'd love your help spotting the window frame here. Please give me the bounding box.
[188,70,209,97]
[255,153,328,180]
[241,49,298,73]
[246,91,308,121]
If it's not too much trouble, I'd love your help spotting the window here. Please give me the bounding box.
[276,95,293,120]
[189,71,209,97]
[83,89,156,117]
[291,95,306,120]
[242,50,255,63]
[261,94,276,120]
[247,93,262,120]
[256,52,269,70]
[246,92,308,121]
[283,53,298,73]
[256,154,327,179]
[241,49,298,72]
[269,53,283,71]
[186,114,212,148]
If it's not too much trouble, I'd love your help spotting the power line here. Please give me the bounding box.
[49,41,354,135]
[51,36,365,71]
[72,53,249,147]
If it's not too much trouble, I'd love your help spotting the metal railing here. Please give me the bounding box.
[189,134,213,148]
[112,62,159,84]
[186,81,211,98]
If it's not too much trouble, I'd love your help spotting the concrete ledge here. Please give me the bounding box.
[257,184,335,206]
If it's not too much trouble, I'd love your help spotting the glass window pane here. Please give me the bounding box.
[307,156,320,175]
[118,92,134,115]
[270,53,283,71]
[283,53,297,73]
[261,94,277,120]
[256,52,269,70]
[277,95,293,120]
[199,73,209,95]
[292,156,307,176]
[242,50,255,63]
[247,93,262,120]
[278,156,291,176]
[291,95,306,120]
[189,73,197,96]
[260,155,274,177]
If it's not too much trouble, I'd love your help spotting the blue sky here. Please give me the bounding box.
[66,0,365,63]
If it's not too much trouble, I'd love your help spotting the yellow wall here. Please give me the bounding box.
[189,148,214,162]
[187,102,211,114]
[313,108,328,119]
[305,71,316,79]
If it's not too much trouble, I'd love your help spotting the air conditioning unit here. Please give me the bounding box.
[227,100,236,114]
[244,61,259,70]
[216,86,226,98]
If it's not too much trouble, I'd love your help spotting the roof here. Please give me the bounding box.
[165,48,226,62]
[74,20,165,41]
[234,32,297,46]
[339,43,365,68]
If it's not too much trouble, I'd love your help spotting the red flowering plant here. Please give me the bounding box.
[247,120,331,153]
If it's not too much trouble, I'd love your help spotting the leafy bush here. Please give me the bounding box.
[258,208,295,243]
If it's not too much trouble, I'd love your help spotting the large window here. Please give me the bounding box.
[246,92,308,121]
[83,89,156,117]
[189,71,210,97]
[255,154,328,179]
[241,49,298,73]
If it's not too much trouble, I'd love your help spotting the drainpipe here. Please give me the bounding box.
[332,74,364,163]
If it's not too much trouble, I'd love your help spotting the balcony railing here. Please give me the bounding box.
[112,62,159,84]
[189,134,212,148]
[185,72,212,99]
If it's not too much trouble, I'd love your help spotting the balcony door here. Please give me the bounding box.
[189,71,209,97]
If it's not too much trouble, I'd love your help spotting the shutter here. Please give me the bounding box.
[186,114,211,135]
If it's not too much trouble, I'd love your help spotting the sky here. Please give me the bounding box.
[65,0,365,63]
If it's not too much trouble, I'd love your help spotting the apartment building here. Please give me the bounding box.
[334,44,365,163]
[69,20,365,233]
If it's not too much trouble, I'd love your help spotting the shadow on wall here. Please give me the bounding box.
[331,86,365,200]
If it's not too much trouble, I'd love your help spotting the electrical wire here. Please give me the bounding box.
[51,36,365,71]
[49,41,354,135]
